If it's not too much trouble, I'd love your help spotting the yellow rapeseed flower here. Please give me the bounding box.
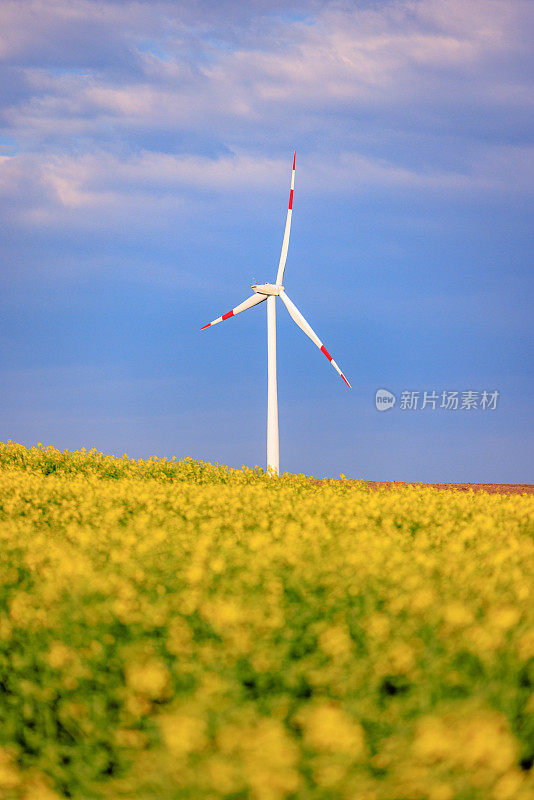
[0,442,532,800]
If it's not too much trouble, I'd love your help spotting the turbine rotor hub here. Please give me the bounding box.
[252,283,283,296]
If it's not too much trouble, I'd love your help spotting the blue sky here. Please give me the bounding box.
[1,0,532,480]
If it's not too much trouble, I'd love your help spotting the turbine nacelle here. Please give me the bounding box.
[252,283,283,296]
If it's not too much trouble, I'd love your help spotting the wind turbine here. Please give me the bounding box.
[200,151,351,475]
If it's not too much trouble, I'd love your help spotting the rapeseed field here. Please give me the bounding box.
[0,441,532,800]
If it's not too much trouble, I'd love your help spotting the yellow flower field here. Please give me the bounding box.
[0,442,533,799]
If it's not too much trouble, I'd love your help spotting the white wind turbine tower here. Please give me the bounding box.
[200,152,351,475]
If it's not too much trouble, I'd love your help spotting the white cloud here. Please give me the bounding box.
[1,0,532,234]
[5,0,532,135]
[2,140,531,238]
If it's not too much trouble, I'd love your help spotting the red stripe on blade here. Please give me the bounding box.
[222,310,234,321]
[200,323,211,330]
[292,151,296,170]
[321,345,333,362]
[341,374,352,388]
[288,189,293,209]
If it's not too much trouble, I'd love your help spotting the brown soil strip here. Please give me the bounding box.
[314,480,534,495]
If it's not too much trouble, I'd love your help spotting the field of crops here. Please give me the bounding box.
[0,442,533,800]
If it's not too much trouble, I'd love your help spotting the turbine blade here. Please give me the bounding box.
[279,291,351,387]
[275,151,295,286]
[200,293,266,330]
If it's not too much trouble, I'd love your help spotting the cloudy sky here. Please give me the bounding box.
[1,0,532,480]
